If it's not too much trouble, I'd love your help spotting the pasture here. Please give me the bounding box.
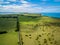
[0,14,60,45]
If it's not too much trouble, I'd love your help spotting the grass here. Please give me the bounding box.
[0,16,18,45]
[20,25,60,45]
[0,13,60,45]
[0,31,18,45]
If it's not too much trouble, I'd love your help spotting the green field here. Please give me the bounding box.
[0,14,60,45]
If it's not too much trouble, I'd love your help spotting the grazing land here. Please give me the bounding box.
[0,13,60,45]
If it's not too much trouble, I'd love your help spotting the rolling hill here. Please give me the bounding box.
[0,13,60,45]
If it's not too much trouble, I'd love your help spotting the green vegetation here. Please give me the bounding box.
[0,13,60,45]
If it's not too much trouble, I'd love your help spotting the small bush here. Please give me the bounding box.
[44,39,47,43]
[0,31,7,34]
[15,29,19,32]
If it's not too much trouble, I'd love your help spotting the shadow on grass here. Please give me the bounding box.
[0,31,7,34]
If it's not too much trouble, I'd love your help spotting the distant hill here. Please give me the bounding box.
[0,13,60,31]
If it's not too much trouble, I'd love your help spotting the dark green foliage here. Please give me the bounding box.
[49,23,60,26]
[33,24,39,29]
[54,41,57,44]
[0,17,16,31]
[0,31,7,34]
[47,33,51,36]
[39,35,41,37]
[50,42,53,44]
[38,44,41,45]
[18,42,20,44]
[22,41,24,45]
[19,15,40,22]
[15,29,19,32]
[29,34,31,36]
[36,37,39,40]
[29,37,32,39]
[42,30,45,32]
[44,39,47,43]
[48,38,51,41]
[25,35,28,37]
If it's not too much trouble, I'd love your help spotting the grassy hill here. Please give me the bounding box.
[0,14,60,45]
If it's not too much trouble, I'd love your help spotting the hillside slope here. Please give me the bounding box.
[0,14,60,45]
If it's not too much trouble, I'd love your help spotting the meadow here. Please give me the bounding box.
[0,13,60,45]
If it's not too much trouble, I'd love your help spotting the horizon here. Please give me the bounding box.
[0,12,60,18]
[0,12,60,14]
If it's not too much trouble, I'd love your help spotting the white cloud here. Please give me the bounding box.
[40,6,60,12]
[0,0,38,13]
[7,0,16,2]
[0,4,40,13]
[0,0,60,13]
[20,0,29,4]
[0,1,10,4]
[42,0,51,1]
[0,0,16,4]
[0,5,60,13]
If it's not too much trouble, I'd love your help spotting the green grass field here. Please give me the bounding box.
[0,14,60,45]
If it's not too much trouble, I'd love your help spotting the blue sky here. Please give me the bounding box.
[0,0,60,13]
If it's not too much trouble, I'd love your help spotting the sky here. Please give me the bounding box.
[0,0,60,13]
